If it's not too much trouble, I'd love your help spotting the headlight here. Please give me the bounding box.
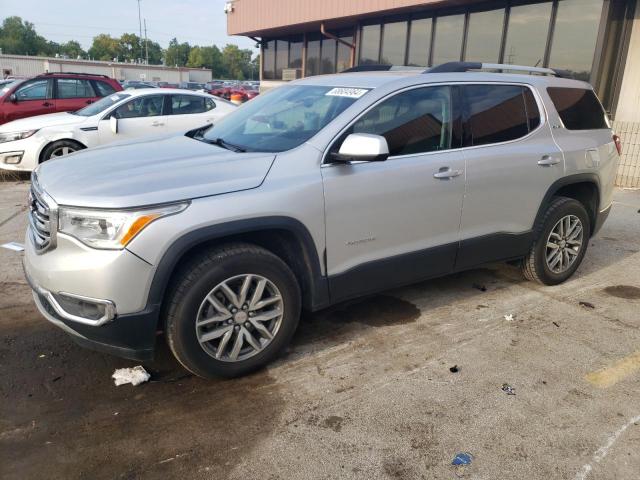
[58,202,189,249]
[0,129,39,143]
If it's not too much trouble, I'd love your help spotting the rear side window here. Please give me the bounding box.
[170,95,208,115]
[463,85,541,146]
[547,87,609,130]
[93,80,117,97]
[56,79,95,99]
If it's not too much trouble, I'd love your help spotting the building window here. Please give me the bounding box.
[360,23,381,64]
[503,2,552,67]
[306,33,321,76]
[336,30,354,72]
[321,37,337,74]
[432,14,465,66]
[275,39,289,80]
[549,0,604,81]
[465,9,504,63]
[289,35,303,70]
[381,20,408,65]
[263,40,275,80]
[407,17,432,67]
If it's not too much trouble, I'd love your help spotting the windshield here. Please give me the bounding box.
[0,80,22,97]
[202,85,366,152]
[73,93,131,116]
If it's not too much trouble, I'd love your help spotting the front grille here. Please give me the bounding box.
[28,176,57,253]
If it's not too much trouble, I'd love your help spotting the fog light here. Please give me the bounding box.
[52,292,115,322]
[4,153,23,164]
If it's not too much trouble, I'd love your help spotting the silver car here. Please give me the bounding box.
[23,62,620,378]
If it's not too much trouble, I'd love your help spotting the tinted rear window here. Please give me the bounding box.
[547,87,609,130]
[463,85,541,146]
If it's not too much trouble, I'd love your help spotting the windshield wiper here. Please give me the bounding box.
[207,137,246,153]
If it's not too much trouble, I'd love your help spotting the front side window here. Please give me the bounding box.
[547,87,609,130]
[202,85,363,152]
[463,84,541,146]
[170,95,209,115]
[15,79,51,101]
[57,79,95,99]
[114,95,164,118]
[345,86,454,156]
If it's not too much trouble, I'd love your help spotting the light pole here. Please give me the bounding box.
[137,0,143,62]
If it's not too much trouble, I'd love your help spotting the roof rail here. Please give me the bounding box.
[38,72,111,79]
[341,64,392,73]
[425,62,573,79]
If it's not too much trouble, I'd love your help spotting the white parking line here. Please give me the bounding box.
[575,414,640,480]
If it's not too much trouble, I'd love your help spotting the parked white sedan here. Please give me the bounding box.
[0,88,236,171]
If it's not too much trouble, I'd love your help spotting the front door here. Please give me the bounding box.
[322,85,466,302]
[4,78,54,122]
[98,94,168,144]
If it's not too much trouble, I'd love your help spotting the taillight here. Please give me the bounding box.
[613,134,622,156]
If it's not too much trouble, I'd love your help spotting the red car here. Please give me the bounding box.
[0,72,123,125]
[206,85,259,103]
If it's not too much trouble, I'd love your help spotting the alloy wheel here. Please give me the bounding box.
[545,214,583,274]
[195,274,284,362]
[50,146,76,158]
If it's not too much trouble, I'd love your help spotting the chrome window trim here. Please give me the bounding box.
[321,80,548,167]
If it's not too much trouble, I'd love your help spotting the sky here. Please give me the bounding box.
[0,0,257,51]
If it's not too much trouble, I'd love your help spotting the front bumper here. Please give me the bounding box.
[24,227,161,361]
[0,136,40,171]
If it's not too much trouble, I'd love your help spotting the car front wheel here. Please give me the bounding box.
[165,243,301,378]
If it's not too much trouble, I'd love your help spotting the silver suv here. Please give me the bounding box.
[23,62,620,378]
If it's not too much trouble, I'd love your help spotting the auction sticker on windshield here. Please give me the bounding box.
[325,88,369,98]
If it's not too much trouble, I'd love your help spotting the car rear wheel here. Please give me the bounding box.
[41,140,84,162]
[165,243,301,378]
[522,196,590,285]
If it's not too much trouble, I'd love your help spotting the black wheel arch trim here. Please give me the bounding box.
[137,216,330,318]
[534,173,601,236]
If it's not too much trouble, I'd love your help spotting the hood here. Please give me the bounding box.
[0,112,86,132]
[36,135,276,208]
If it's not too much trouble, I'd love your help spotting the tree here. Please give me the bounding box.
[88,34,120,61]
[186,45,224,75]
[221,44,253,80]
[165,38,191,67]
[59,40,86,59]
[0,16,51,56]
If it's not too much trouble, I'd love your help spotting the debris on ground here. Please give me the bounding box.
[552,321,560,328]
[112,366,151,386]
[504,314,515,321]
[579,301,596,309]
[38,354,46,358]
[452,452,474,465]
[1,242,24,252]
[449,365,460,373]
[501,383,516,395]
[472,284,487,292]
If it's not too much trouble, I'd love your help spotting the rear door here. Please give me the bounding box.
[322,85,466,302]
[456,83,563,269]
[54,78,98,112]
[166,94,218,131]
[97,93,168,144]
[3,78,54,122]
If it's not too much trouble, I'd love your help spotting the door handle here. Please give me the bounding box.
[42,102,53,107]
[538,155,560,166]
[151,121,165,127]
[433,167,462,179]
[86,100,93,104]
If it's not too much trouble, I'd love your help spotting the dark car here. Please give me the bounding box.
[0,72,123,125]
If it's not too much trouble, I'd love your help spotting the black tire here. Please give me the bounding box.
[41,140,84,162]
[522,196,591,285]
[164,243,301,379]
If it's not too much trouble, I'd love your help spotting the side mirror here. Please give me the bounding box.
[329,133,389,163]
[9,94,17,103]
[109,115,118,134]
